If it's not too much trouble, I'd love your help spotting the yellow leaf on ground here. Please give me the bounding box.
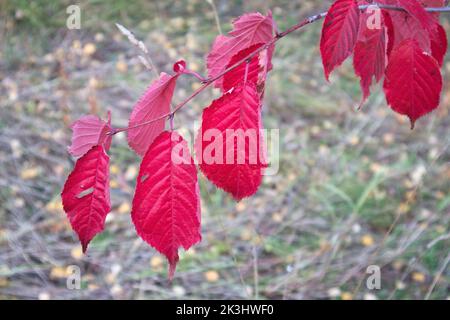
[89,77,100,88]
[364,293,377,300]
[116,60,128,73]
[327,287,341,298]
[236,202,246,212]
[0,277,10,287]
[361,235,375,247]
[50,266,70,279]
[110,180,119,188]
[21,167,39,180]
[272,212,283,223]
[104,272,117,285]
[397,203,410,215]
[412,272,426,283]
[72,40,81,50]
[204,270,220,283]
[382,133,395,144]
[117,202,131,214]
[341,292,353,300]
[38,292,51,300]
[240,229,252,241]
[110,165,120,175]
[83,43,96,56]
[150,256,164,270]
[71,246,83,260]
[46,200,63,213]
[349,135,359,146]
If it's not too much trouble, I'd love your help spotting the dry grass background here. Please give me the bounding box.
[0,0,449,299]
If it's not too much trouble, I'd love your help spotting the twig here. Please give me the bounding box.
[252,245,259,299]
[425,253,450,300]
[207,0,223,35]
[115,23,159,76]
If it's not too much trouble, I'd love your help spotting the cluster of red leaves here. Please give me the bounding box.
[61,2,448,278]
[321,0,447,127]
[62,12,275,278]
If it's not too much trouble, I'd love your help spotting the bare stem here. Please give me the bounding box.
[208,0,223,35]
[112,5,450,135]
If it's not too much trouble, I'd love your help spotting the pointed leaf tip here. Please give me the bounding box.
[168,254,179,281]
[81,241,89,254]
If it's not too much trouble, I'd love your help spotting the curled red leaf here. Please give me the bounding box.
[127,73,180,156]
[68,112,112,157]
[173,59,186,73]
[207,11,275,89]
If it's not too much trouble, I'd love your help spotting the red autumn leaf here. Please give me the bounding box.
[383,9,396,58]
[131,131,201,280]
[196,83,267,201]
[258,42,275,99]
[353,10,388,106]
[387,10,431,53]
[320,0,360,80]
[383,39,443,127]
[388,0,447,66]
[68,112,112,157]
[206,11,275,89]
[222,43,263,92]
[222,43,275,98]
[61,145,111,252]
[395,0,436,31]
[384,0,439,53]
[173,59,186,73]
[430,23,448,67]
[127,71,181,156]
